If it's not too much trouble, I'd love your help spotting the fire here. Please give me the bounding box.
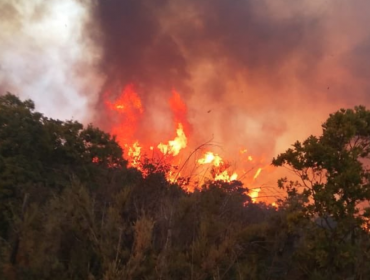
[198,152,238,182]
[247,168,263,202]
[158,123,187,156]
[198,152,223,166]
[197,151,264,201]
[169,90,190,133]
[156,90,190,157]
[249,188,261,201]
[253,167,262,180]
[101,83,271,203]
[104,84,143,146]
[127,141,142,168]
[214,170,238,181]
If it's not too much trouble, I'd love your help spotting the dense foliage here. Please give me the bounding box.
[1,94,370,280]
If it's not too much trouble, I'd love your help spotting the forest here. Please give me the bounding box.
[1,93,370,280]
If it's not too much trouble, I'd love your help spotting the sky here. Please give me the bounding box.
[1,0,370,169]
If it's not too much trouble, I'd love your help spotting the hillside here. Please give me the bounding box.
[1,93,370,280]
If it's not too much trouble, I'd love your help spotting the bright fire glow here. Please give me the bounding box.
[169,90,190,133]
[198,152,223,166]
[253,168,262,180]
[214,170,238,181]
[158,123,187,156]
[104,84,143,146]
[100,84,272,203]
[128,141,142,168]
[198,152,238,182]
[250,188,261,201]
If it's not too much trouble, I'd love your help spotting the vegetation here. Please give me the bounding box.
[0,93,370,279]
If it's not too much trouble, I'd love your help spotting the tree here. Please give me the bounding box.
[0,93,131,275]
[273,106,370,278]
[0,93,49,239]
[7,93,361,279]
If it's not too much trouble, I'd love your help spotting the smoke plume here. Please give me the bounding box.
[2,0,370,190]
[0,0,102,121]
[85,0,370,156]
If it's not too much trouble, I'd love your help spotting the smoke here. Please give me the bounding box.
[2,0,370,164]
[84,0,370,159]
[0,0,102,121]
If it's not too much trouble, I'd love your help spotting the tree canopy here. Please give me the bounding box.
[1,93,370,280]
[273,106,370,278]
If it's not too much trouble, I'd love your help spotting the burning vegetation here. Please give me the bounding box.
[101,83,267,201]
[3,0,370,278]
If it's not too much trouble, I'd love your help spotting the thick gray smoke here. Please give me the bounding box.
[85,0,370,155]
[88,0,323,92]
[2,0,370,173]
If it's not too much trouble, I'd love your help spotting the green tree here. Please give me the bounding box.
[273,106,370,279]
[0,93,49,239]
[0,93,131,277]
[1,93,323,280]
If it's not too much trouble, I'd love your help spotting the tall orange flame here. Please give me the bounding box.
[104,84,143,146]
[101,84,271,203]
[169,90,190,134]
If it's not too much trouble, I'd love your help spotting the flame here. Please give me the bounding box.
[169,90,190,133]
[198,152,223,166]
[104,84,143,146]
[100,83,273,204]
[158,123,187,156]
[253,167,262,180]
[244,168,263,202]
[198,152,238,182]
[230,172,238,181]
[214,170,238,182]
[128,141,142,168]
[109,87,143,113]
[249,188,261,202]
